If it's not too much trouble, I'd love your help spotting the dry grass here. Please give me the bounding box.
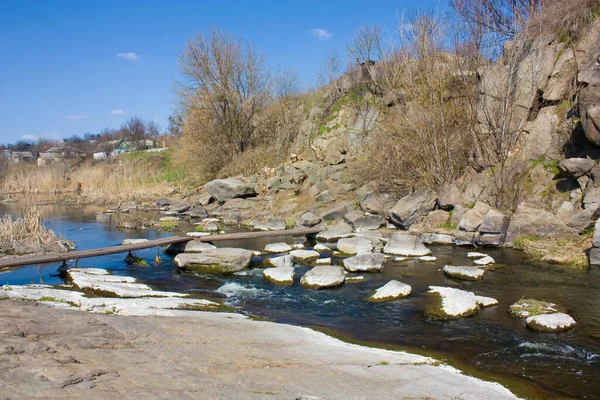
[0,208,74,256]
[531,0,600,42]
[0,150,188,204]
[513,235,592,268]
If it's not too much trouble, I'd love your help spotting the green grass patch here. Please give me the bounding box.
[531,155,560,175]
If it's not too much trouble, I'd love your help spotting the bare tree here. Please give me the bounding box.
[120,116,159,148]
[316,50,344,93]
[451,0,540,41]
[346,24,383,81]
[177,27,271,176]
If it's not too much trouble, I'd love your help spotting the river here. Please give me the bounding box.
[1,196,599,399]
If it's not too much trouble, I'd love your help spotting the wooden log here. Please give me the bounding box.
[0,227,322,269]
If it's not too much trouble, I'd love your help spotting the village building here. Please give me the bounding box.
[11,151,36,164]
[93,139,131,160]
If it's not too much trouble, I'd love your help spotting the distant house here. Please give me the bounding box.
[11,151,36,164]
[93,139,131,160]
[0,150,11,161]
[37,152,61,166]
[125,139,155,151]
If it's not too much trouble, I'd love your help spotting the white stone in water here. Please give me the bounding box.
[315,223,354,242]
[345,276,364,283]
[251,250,262,256]
[290,249,320,263]
[264,242,292,253]
[473,255,495,266]
[526,313,576,332]
[316,258,331,265]
[343,253,385,272]
[0,284,218,315]
[291,243,305,250]
[383,233,432,256]
[300,265,345,289]
[369,280,412,302]
[419,256,437,262]
[337,236,374,255]
[314,243,331,252]
[121,238,149,245]
[183,240,216,253]
[475,296,499,308]
[427,286,479,319]
[264,255,293,268]
[68,268,186,298]
[263,267,295,286]
[467,252,487,258]
[443,265,485,281]
[394,257,407,262]
[186,231,212,237]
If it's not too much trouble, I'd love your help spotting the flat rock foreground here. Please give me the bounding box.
[0,300,518,400]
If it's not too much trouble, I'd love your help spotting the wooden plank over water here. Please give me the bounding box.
[0,227,322,269]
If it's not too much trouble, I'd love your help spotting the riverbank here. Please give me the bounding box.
[0,298,518,399]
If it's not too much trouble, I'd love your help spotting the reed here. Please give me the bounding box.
[0,208,73,255]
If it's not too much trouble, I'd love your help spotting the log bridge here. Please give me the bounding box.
[0,227,322,269]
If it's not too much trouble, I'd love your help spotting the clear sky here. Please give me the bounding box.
[0,0,445,145]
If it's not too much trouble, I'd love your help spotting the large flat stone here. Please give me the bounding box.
[383,233,432,256]
[174,248,252,274]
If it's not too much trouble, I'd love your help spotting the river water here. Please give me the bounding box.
[1,197,599,399]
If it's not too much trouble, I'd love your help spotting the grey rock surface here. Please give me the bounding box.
[206,178,257,201]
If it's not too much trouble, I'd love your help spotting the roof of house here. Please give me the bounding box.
[93,139,130,153]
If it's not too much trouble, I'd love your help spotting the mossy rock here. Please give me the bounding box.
[509,299,567,318]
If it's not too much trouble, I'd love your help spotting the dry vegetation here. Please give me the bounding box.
[0,208,73,256]
[0,150,188,204]
[513,235,592,268]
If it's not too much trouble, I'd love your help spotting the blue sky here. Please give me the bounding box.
[0,0,445,145]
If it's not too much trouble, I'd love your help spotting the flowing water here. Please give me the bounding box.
[1,196,600,399]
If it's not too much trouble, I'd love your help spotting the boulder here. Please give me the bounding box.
[308,181,328,197]
[450,204,467,226]
[343,253,385,272]
[443,265,485,281]
[205,178,257,201]
[352,214,386,231]
[591,247,600,269]
[316,222,354,242]
[316,190,336,203]
[578,20,600,146]
[264,243,292,253]
[509,299,567,318]
[197,192,213,206]
[263,255,293,269]
[437,183,461,210]
[368,280,411,302]
[289,249,320,263]
[475,296,498,308]
[426,210,450,228]
[319,202,354,221]
[300,265,345,289]
[544,48,577,101]
[505,205,578,244]
[459,202,491,232]
[343,210,364,225]
[337,236,374,255]
[478,209,508,234]
[475,233,504,247]
[164,240,216,255]
[314,243,332,252]
[426,286,480,320]
[473,255,495,266]
[186,206,209,219]
[298,212,322,227]
[593,218,600,248]
[359,192,397,219]
[173,248,252,274]
[558,158,596,178]
[315,257,331,265]
[155,197,171,207]
[263,267,295,286]
[420,233,454,245]
[526,313,576,332]
[389,188,437,229]
[383,233,432,256]
[254,218,286,231]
